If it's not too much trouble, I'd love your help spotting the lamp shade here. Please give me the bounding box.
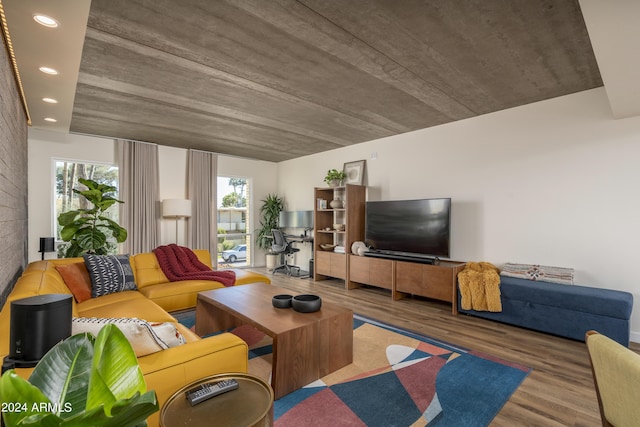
[162,199,192,218]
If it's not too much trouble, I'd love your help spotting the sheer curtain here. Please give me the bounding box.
[188,150,217,258]
[117,139,160,254]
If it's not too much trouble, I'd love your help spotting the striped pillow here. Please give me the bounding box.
[72,317,185,357]
[501,263,574,285]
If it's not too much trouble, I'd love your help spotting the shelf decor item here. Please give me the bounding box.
[343,160,366,185]
[329,199,344,209]
[324,169,346,187]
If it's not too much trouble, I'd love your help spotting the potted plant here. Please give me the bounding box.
[324,169,346,187]
[0,324,158,426]
[57,178,127,257]
[255,194,284,270]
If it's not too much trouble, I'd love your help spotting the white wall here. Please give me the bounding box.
[277,87,640,342]
[27,131,278,265]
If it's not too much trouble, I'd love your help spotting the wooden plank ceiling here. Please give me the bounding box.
[70,0,602,162]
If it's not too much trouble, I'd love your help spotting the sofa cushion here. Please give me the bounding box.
[139,279,228,301]
[500,276,633,320]
[83,254,137,297]
[72,317,186,357]
[132,250,213,288]
[55,262,92,303]
[76,291,176,323]
[224,269,272,286]
[37,264,76,296]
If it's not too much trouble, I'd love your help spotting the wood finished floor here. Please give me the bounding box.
[249,268,640,427]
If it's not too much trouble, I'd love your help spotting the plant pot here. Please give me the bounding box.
[266,253,279,271]
[328,179,343,187]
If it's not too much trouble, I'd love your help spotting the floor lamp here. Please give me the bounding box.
[162,199,192,245]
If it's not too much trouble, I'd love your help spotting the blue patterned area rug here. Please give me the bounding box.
[174,311,531,426]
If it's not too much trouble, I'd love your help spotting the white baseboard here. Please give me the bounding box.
[630,330,640,344]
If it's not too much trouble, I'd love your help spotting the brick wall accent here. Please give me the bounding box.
[0,34,28,308]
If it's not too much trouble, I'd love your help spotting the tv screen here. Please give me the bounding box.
[365,198,451,258]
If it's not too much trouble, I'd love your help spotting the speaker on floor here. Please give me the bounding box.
[3,294,72,370]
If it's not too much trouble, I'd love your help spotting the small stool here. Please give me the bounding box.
[160,373,274,427]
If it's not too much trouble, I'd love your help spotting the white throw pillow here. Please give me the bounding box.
[72,317,186,357]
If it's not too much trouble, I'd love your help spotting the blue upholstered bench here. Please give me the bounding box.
[457,275,634,346]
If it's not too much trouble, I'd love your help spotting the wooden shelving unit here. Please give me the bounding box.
[313,184,365,288]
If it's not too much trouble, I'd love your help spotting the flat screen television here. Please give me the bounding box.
[365,198,451,259]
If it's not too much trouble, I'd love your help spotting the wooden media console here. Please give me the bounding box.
[349,255,466,314]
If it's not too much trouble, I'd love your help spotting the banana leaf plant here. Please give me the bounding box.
[58,178,127,257]
[0,324,158,427]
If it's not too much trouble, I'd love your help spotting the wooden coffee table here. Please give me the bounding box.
[195,283,353,399]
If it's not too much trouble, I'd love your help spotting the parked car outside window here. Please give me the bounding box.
[222,245,246,263]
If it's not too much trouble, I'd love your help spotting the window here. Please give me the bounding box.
[217,176,251,267]
[54,160,119,255]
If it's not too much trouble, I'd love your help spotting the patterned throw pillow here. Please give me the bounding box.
[500,263,574,285]
[83,254,137,298]
[72,317,186,357]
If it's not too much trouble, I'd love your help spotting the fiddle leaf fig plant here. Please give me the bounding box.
[58,178,127,257]
[0,324,158,427]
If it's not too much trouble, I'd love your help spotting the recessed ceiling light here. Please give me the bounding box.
[33,14,59,28]
[39,66,59,75]
[42,97,58,104]
[44,118,58,123]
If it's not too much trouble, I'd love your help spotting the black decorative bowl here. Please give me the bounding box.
[272,294,293,308]
[292,294,322,313]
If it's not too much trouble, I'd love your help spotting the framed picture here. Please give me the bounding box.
[343,160,366,185]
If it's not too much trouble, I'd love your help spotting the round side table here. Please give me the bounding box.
[160,373,274,427]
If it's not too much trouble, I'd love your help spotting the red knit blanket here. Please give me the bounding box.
[152,244,236,287]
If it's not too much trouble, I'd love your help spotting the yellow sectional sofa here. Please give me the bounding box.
[0,250,271,427]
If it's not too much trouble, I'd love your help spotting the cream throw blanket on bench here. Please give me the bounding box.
[458,262,502,312]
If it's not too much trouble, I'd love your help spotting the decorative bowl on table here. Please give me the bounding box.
[319,244,336,251]
[272,294,293,308]
[292,294,322,313]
